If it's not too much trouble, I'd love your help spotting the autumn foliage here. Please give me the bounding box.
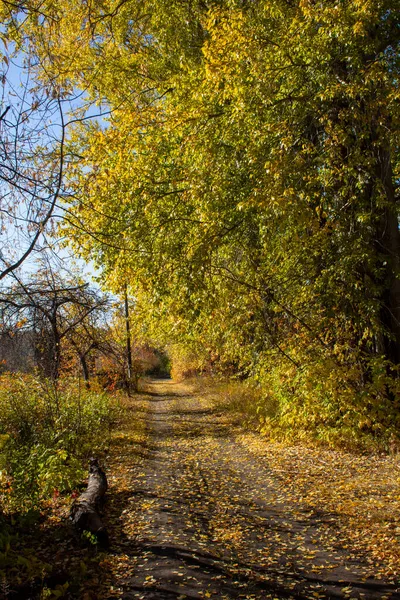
[1,0,400,447]
[0,374,116,513]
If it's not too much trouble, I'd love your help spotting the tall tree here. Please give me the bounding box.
[7,0,400,417]
[0,5,67,280]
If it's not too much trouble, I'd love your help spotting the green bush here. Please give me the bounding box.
[0,374,116,511]
[253,354,400,451]
[206,352,400,452]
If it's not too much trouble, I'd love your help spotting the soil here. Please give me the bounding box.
[97,380,400,600]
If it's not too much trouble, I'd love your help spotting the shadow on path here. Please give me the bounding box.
[96,382,400,600]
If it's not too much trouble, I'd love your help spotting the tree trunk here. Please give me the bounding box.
[80,353,91,389]
[124,284,133,396]
[51,321,61,380]
[70,458,108,546]
[376,146,400,364]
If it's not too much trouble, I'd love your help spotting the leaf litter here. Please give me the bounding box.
[91,380,400,599]
[5,381,399,599]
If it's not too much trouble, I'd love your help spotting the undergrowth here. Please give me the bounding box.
[0,373,120,599]
[0,373,118,512]
[193,367,400,453]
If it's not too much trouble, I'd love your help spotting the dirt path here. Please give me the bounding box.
[99,380,399,600]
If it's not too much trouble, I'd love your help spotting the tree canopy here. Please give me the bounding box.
[3,0,400,439]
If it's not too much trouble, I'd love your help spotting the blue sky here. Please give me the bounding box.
[0,35,108,286]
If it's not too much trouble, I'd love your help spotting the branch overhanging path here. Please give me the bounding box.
[98,381,399,600]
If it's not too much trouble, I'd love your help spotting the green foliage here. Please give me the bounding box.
[81,529,100,546]
[206,353,400,451]
[4,0,400,447]
[0,374,116,511]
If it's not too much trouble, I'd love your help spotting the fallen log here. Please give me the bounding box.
[70,458,109,546]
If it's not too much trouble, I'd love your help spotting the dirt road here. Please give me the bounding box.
[100,380,399,600]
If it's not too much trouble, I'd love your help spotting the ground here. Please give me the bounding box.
[5,379,399,600]
[92,380,400,600]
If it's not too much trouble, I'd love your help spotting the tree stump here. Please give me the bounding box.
[70,458,109,546]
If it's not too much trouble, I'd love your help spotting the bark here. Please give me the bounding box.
[124,284,133,396]
[70,458,109,546]
[80,353,91,389]
[376,146,400,364]
[52,326,61,381]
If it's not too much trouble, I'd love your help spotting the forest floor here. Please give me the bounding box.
[89,379,400,600]
[7,379,400,600]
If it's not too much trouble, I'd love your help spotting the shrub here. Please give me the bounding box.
[0,373,116,512]
[200,350,400,453]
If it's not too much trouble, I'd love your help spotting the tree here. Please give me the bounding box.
[94,293,159,393]
[7,1,400,429]
[0,258,110,380]
[0,6,68,281]
[61,302,110,388]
